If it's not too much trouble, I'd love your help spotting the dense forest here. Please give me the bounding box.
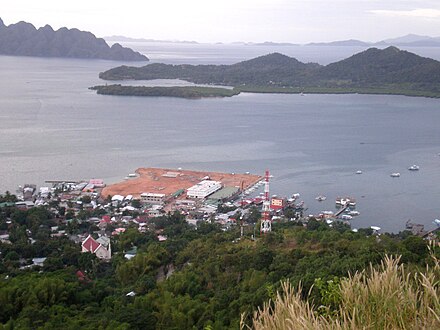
[1,190,437,329]
[98,47,440,98]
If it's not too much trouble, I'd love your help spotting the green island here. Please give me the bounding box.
[90,85,240,99]
[97,46,440,99]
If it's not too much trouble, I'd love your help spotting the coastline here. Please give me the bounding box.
[90,84,440,99]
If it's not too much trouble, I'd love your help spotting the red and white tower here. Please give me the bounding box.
[260,169,272,233]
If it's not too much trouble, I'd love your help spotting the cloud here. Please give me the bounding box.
[370,8,440,18]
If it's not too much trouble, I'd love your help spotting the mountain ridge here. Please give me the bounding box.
[0,18,148,61]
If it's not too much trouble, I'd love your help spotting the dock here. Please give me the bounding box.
[334,204,349,217]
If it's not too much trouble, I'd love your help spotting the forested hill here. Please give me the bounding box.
[99,52,320,85]
[99,47,440,95]
[0,18,148,61]
[319,46,440,85]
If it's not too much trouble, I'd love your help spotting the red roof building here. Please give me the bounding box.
[81,235,111,260]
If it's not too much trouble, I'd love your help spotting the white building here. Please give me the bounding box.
[141,192,166,205]
[187,180,222,199]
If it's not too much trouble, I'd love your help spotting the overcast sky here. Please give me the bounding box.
[2,0,440,43]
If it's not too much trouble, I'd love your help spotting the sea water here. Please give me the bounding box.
[1,44,440,232]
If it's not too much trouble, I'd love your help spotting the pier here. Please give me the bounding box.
[334,204,349,217]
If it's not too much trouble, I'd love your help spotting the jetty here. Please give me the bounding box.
[334,204,350,217]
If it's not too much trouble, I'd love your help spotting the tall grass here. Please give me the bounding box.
[244,255,440,329]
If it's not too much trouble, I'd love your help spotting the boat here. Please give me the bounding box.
[408,165,420,171]
[356,170,363,174]
[349,210,360,216]
[390,172,400,177]
[336,197,356,207]
[341,214,353,220]
[315,195,327,202]
[322,211,334,216]
[371,226,381,232]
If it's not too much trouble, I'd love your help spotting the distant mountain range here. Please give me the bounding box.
[0,18,148,61]
[104,35,199,44]
[245,34,440,47]
[306,34,440,47]
[104,33,440,47]
[98,46,440,98]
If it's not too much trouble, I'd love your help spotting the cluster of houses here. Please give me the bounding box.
[2,177,312,263]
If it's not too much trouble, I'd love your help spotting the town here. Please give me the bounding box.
[1,168,306,261]
[2,167,438,266]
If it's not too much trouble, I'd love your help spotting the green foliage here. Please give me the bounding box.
[0,208,435,329]
[90,85,240,99]
[116,244,169,286]
[0,192,18,203]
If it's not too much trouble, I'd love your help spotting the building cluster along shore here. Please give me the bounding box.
[1,167,438,261]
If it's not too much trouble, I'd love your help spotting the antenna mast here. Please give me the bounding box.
[260,170,272,233]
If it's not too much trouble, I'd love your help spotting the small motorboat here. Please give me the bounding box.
[315,195,327,202]
[408,165,420,171]
[390,172,400,178]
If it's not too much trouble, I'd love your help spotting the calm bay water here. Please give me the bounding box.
[1,43,440,232]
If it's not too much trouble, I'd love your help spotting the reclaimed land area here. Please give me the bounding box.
[98,46,440,98]
[101,167,262,198]
[89,85,240,99]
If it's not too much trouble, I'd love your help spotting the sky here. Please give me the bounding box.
[1,0,440,43]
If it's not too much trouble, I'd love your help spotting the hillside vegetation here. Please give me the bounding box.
[247,255,440,329]
[1,194,439,329]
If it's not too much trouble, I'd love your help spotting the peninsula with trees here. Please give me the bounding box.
[0,18,148,61]
[96,47,440,98]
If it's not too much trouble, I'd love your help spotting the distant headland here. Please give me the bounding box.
[0,18,148,61]
[95,47,440,99]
